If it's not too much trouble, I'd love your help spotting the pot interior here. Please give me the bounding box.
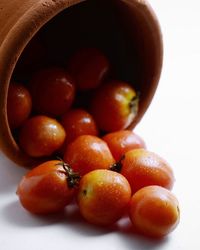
[7,0,161,166]
[13,0,150,99]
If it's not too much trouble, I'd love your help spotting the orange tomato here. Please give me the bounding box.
[77,169,131,226]
[64,135,115,176]
[90,80,139,132]
[61,108,98,146]
[102,130,146,161]
[19,115,66,157]
[120,149,175,193]
[129,185,180,237]
[17,160,79,214]
[7,82,32,129]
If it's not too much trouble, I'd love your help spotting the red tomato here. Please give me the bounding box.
[67,47,110,90]
[61,108,98,146]
[119,149,175,193]
[129,186,180,237]
[77,169,131,226]
[17,160,79,214]
[102,130,146,161]
[90,80,139,132]
[29,67,75,116]
[19,115,66,157]
[7,82,32,129]
[64,135,115,176]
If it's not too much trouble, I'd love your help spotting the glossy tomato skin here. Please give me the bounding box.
[121,149,175,193]
[129,186,180,237]
[17,160,76,214]
[64,135,115,176]
[19,115,66,157]
[120,149,175,193]
[7,82,32,129]
[102,130,146,161]
[90,81,138,132]
[61,108,98,146]
[67,47,110,90]
[77,169,131,226]
[29,67,75,117]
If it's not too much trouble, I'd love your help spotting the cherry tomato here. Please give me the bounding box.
[17,160,79,214]
[64,135,115,176]
[102,130,146,161]
[19,115,66,157]
[118,149,175,193]
[61,108,98,146]
[90,80,139,132]
[129,186,180,237]
[67,47,110,90]
[29,67,75,116]
[77,169,131,226]
[7,82,32,129]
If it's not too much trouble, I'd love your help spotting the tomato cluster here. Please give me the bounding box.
[8,47,139,159]
[10,47,180,239]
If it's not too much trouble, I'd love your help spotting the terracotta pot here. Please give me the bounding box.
[0,0,163,167]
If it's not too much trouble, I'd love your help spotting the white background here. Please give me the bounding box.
[1,0,200,249]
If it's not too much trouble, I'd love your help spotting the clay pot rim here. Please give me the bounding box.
[0,0,163,167]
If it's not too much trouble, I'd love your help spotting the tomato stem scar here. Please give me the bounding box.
[110,155,125,172]
[83,189,87,196]
[129,91,140,116]
[56,159,81,188]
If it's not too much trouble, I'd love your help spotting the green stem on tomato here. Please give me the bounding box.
[56,160,81,188]
[110,155,125,173]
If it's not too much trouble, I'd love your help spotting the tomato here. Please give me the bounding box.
[129,186,180,237]
[118,149,175,193]
[90,80,139,132]
[77,169,131,226]
[19,115,66,157]
[102,130,146,161]
[61,108,98,147]
[17,160,79,214]
[64,135,115,176]
[67,47,110,90]
[7,82,32,129]
[29,67,75,117]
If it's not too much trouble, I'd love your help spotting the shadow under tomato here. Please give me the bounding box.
[2,199,170,249]
[2,199,116,236]
[117,219,170,250]
[62,203,119,237]
[2,200,68,228]
[119,233,169,250]
[116,215,134,233]
[63,205,170,248]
